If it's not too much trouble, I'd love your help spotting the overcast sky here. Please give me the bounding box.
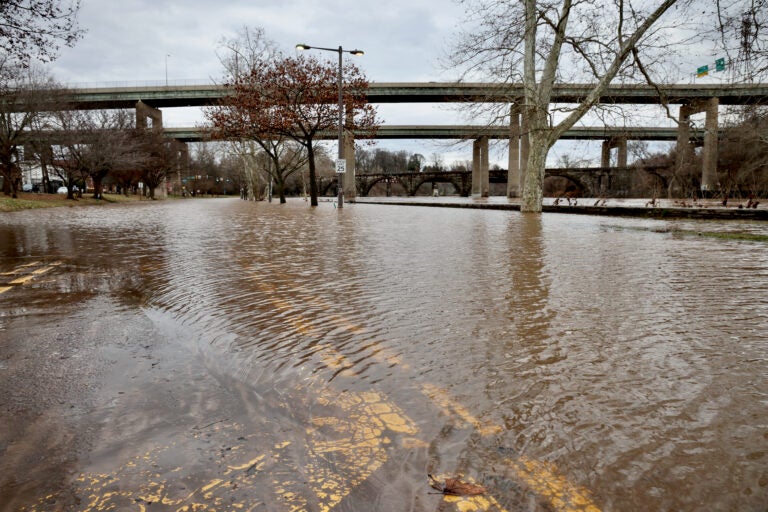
[50,0,466,85]
[46,0,725,165]
[47,0,488,163]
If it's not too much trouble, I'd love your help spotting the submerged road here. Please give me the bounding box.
[1,198,767,511]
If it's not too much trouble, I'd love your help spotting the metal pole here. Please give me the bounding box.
[337,46,344,209]
[296,43,362,208]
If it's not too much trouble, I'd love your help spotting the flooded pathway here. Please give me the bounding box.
[1,198,767,511]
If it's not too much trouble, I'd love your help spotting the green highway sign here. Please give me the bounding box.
[715,58,726,71]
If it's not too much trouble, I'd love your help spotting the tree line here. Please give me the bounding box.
[627,108,768,200]
[0,64,190,200]
[2,1,767,210]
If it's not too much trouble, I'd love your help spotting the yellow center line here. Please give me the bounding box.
[251,275,602,511]
[6,266,55,285]
[421,383,503,436]
[2,261,60,276]
[9,274,37,285]
[507,456,601,512]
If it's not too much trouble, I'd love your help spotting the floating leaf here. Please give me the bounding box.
[428,474,486,496]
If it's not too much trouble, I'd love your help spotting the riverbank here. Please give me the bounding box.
[355,196,768,220]
[4,193,767,220]
[0,192,143,212]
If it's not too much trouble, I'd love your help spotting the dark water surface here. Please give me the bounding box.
[1,198,767,511]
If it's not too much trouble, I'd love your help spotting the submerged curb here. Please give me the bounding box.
[355,199,768,220]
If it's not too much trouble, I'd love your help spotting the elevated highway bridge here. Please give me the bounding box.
[55,82,768,109]
[13,81,768,199]
[163,125,701,143]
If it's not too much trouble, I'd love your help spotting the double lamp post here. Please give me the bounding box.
[296,43,364,209]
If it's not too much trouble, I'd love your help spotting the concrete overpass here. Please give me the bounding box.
[56,82,768,109]
[26,81,768,199]
[164,125,701,142]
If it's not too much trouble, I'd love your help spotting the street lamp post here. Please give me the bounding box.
[165,54,171,86]
[296,43,364,209]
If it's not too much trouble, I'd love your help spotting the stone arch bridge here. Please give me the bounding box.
[320,167,635,198]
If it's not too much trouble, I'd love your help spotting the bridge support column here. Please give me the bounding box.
[507,102,531,197]
[343,112,356,202]
[173,140,189,195]
[701,97,719,193]
[676,98,719,195]
[601,137,627,167]
[471,136,489,197]
[508,105,521,197]
[520,108,529,197]
[136,100,162,129]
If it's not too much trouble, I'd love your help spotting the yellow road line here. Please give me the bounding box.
[507,456,601,512]
[0,286,12,294]
[6,266,55,285]
[246,276,602,511]
[0,262,39,276]
[9,274,36,285]
[421,383,503,436]
[301,388,419,512]
[0,260,59,276]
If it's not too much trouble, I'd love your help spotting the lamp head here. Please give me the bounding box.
[350,49,364,56]
[296,44,311,51]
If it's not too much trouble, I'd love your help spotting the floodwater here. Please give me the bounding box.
[1,197,767,511]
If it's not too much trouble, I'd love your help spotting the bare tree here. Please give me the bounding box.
[0,60,61,197]
[138,130,181,199]
[0,0,83,65]
[48,109,141,200]
[430,152,444,172]
[449,0,692,212]
[715,0,768,81]
[216,26,279,82]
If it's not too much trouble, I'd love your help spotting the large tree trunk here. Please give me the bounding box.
[92,172,106,199]
[515,0,677,213]
[307,142,318,207]
[520,105,554,213]
[521,138,549,213]
[41,162,51,193]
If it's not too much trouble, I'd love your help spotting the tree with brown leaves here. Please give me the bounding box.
[208,53,378,206]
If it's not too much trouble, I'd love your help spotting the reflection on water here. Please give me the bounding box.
[1,198,767,510]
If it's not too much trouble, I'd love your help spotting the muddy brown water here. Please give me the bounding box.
[1,198,767,511]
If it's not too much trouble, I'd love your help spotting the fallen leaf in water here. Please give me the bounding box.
[428,474,486,496]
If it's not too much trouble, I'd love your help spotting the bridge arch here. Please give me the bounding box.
[408,175,466,196]
[358,175,411,196]
[357,172,470,197]
[543,172,590,197]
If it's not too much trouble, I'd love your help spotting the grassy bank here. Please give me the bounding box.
[0,192,145,212]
